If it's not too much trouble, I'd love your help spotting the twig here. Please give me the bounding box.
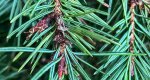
[130,0,136,76]
[54,0,68,79]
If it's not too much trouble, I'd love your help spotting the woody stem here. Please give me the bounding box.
[54,0,67,79]
[130,0,136,76]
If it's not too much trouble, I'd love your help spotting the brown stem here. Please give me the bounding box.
[130,0,136,76]
[54,0,68,79]
[58,44,68,79]
[58,55,65,79]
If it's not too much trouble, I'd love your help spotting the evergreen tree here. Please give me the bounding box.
[0,0,150,80]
